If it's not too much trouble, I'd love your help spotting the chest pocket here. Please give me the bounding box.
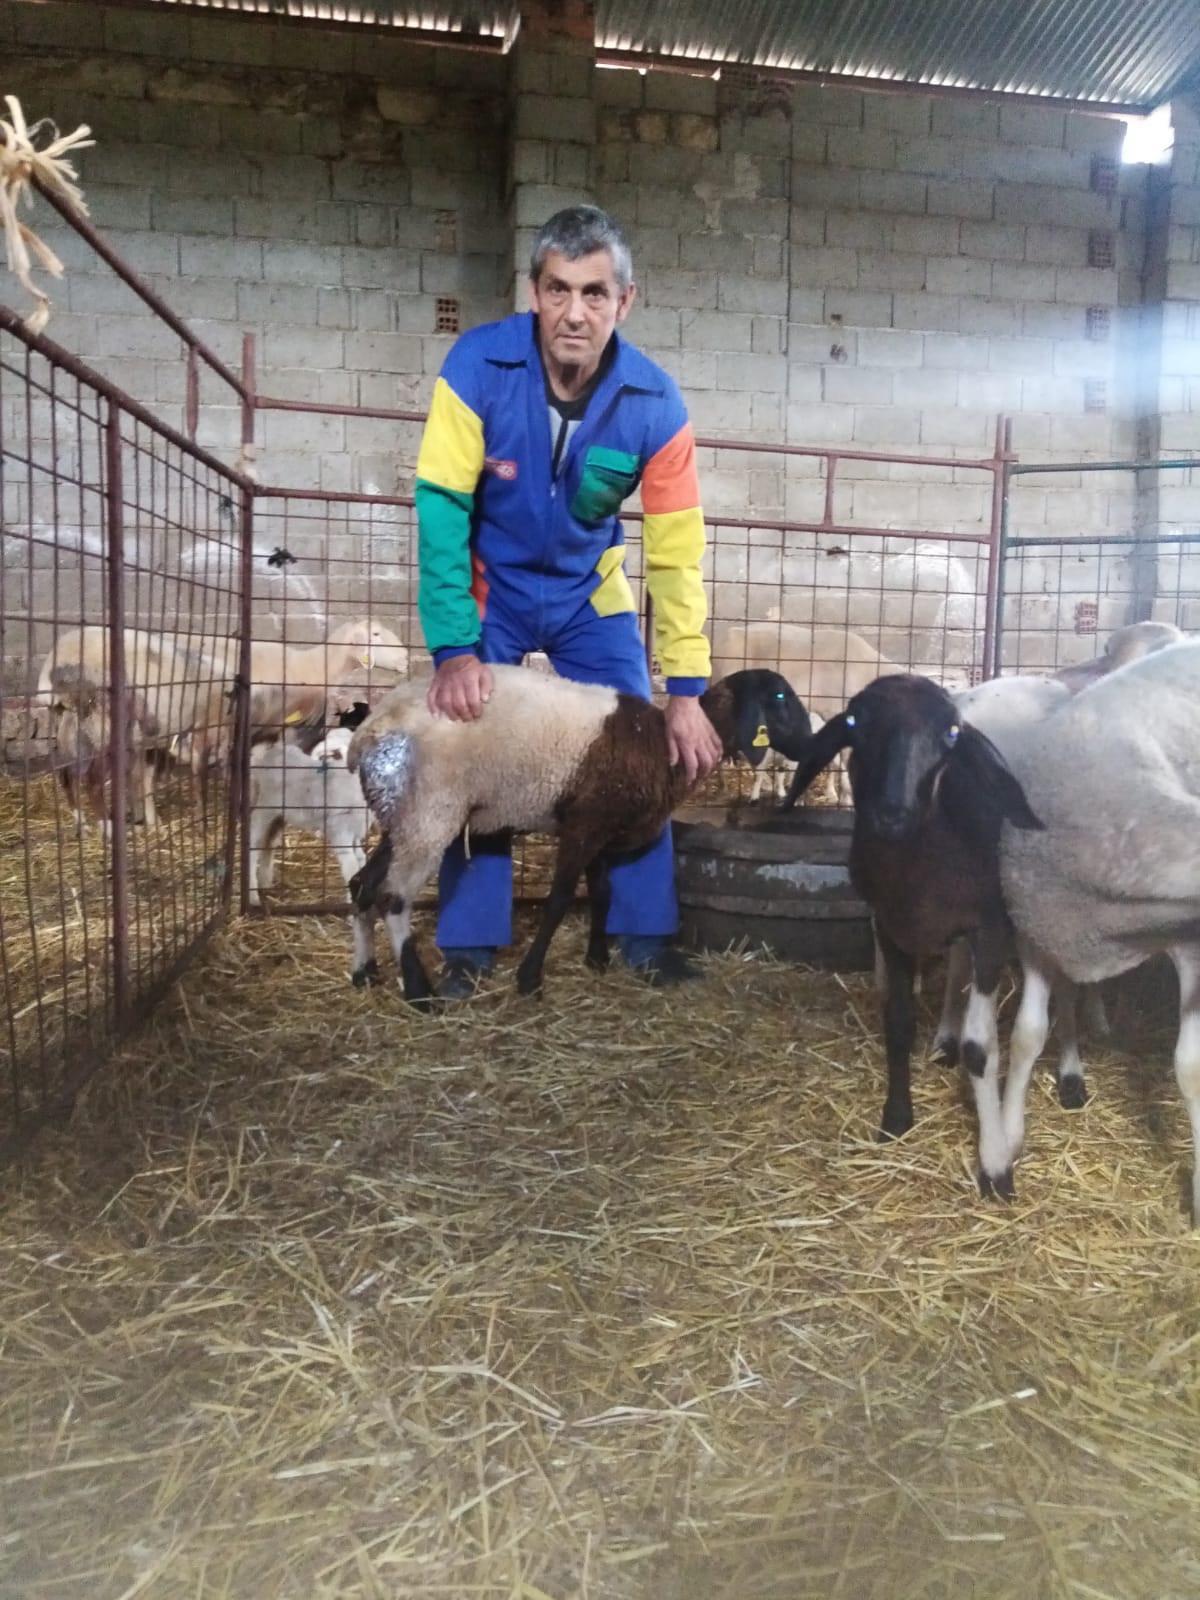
[570,446,640,525]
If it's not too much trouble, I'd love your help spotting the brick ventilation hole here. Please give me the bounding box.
[967,663,985,687]
[1090,154,1119,196]
[1074,600,1099,636]
[435,297,460,334]
[1086,305,1112,341]
[1088,230,1115,269]
[1084,378,1108,413]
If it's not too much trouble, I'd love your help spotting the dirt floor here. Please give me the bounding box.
[1,909,1199,1599]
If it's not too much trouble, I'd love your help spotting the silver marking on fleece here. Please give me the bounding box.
[356,733,413,827]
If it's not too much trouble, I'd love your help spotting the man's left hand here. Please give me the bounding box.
[665,695,723,785]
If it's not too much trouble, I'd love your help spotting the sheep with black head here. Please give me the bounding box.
[782,673,1041,1193]
[347,665,811,1003]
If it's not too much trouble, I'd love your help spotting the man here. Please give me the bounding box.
[414,204,722,996]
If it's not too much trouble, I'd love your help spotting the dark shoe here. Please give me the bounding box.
[619,937,704,987]
[436,948,495,1000]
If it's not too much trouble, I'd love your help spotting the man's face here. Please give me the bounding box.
[529,248,636,376]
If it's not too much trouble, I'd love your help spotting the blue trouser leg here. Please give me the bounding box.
[546,608,679,940]
[434,607,529,953]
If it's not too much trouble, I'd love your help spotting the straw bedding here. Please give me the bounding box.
[2,899,1199,1599]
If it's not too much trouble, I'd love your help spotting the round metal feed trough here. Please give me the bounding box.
[673,804,874,971]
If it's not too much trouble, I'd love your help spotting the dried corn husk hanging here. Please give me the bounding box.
[0,94,93,334]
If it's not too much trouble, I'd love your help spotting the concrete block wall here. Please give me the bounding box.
[596,71,1147,549]
[1,1,510,506]
[4,0,1198,681]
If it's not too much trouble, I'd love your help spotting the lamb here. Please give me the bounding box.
[346,667,812,1003]
[712,623,909,807]
[781,673,1041,1192]
[988,640,1200,1217]
[247,728,372,908]
[747,710,837,803]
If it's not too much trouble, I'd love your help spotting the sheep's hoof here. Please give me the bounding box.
[1057,1074,1089,1110]
[933,1035,959,1068]
[351,959,381,989]
[585,946,610,971]
[516,967,544,998]
[405,991,437,1013]
[878,1102,914,1141]
[979,1165,1016,1202]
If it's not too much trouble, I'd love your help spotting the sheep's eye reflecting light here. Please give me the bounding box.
[845,714,856,728]
[774,690,786,700]
[946,724,960,745]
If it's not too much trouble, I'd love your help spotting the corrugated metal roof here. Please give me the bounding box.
[595,0,1200,108]
[137,0,1200,108]
[145,0,515,43]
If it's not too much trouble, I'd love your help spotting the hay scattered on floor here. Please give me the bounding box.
[2,910,1199,1597]
[0,770,232,1121]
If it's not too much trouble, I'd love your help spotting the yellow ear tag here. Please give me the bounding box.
[284,710,305,725]
[752,724,770,748]
[360,651,372,669]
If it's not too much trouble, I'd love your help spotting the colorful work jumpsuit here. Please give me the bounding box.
[413,310,711,951]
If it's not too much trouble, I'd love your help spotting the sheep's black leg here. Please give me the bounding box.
[516,845,589,996]
[876,923,916,1140]
[584,854,612,971]
[348,833,392,988]
[379,892,434,1010]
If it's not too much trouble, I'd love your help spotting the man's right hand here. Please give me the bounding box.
[427,654,494,721]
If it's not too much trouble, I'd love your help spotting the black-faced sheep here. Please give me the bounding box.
[781,673,1041,1192]
[346,666,812,1003]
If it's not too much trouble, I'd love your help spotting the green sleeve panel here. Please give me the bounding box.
[415,478,482,654]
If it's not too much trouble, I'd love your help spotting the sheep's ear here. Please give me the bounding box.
[945,723,1043,833]
[779,713,853,811]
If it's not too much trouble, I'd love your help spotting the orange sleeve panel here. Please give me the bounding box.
[641,422,701,515]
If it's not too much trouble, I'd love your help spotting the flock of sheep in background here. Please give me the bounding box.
[29,609,1200,1222]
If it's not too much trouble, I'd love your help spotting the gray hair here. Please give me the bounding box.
[528,206,634,291]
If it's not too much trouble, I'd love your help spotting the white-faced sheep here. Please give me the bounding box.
[247,727,372,907]
[346,667,812,1003]
[1053,619,1184,692]
[37,618,408,824]
[45,664,155,832]
[991,640,1200,1218]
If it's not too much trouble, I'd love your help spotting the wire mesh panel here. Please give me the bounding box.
[0,319,244,1151]
[242,491,415,913]
[997,533,1200,674]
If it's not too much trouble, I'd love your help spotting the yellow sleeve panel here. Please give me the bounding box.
[643,506,712,682]
[415,376,485,494]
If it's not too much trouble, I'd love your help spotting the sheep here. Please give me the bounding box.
[345,667,812,1003]
[247,731,372,908]
[712,623,912,808]
[46,664,155,832]
[781,673,1041,1192]
[987,640,1200,1216]
[933,672,1096,1109]
[1052,619,1184,692]
[747,711,840,804]
[36,618,407,823]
